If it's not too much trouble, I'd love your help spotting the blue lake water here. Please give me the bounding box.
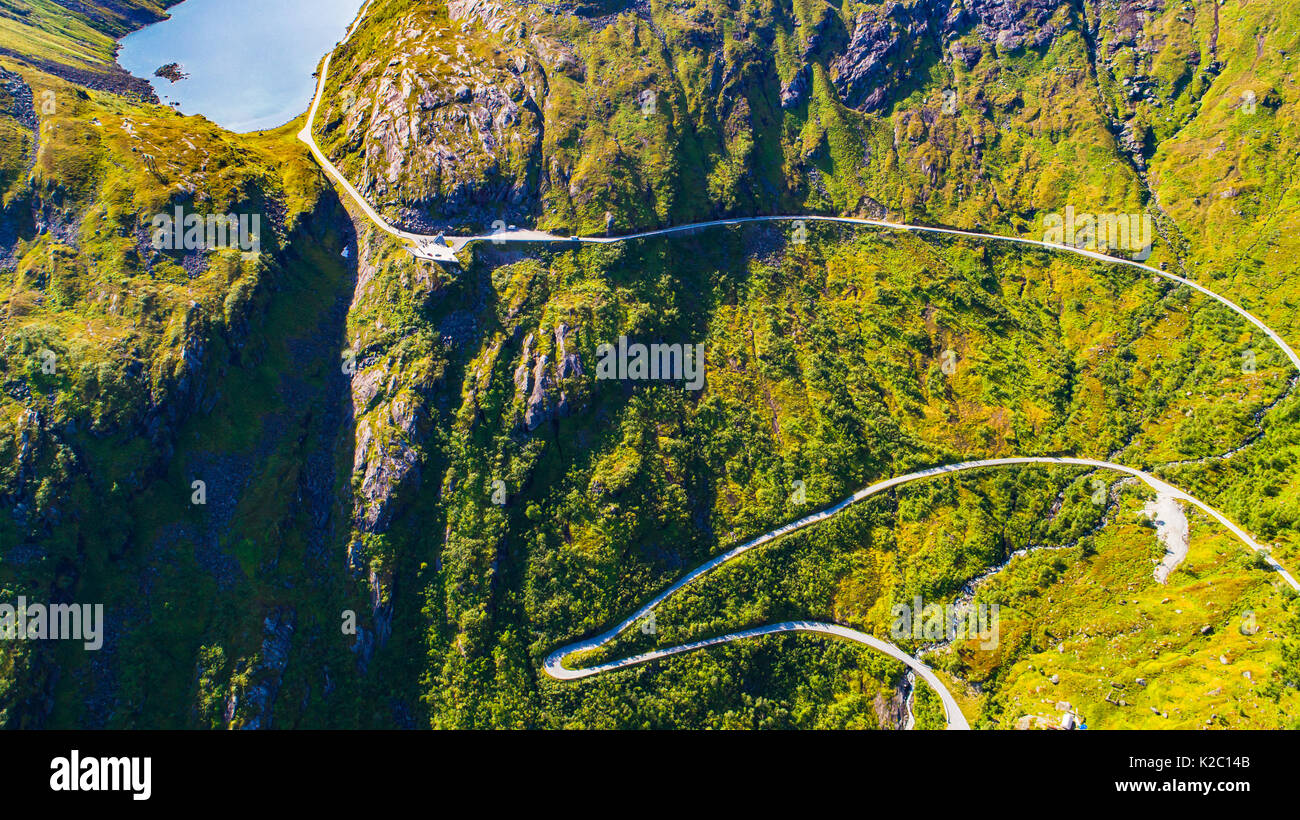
[118,0,365,133]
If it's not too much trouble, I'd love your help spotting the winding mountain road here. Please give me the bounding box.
[300,3,1299,374]
[542,457,1299,729]
[302,4,1300,729]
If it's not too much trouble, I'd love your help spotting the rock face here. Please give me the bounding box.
[322,1,546,231]
[1,66,38,268]
[555,323,582,380]
[831,0,1063,113]
[526,354,553,430]
[351,415,422,538]
[779,64,810,110]
[235,608,296,730]
[832,7,914,112]
[873,685,909,730]
[348,309,429,550]
[513,332,535,396]
[341,242,439,669]
[949,40,983,69]
[512,324,583,432]
[0,67,37,133]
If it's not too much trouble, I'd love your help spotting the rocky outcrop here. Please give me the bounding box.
[530,33,585,82]
[512,323,584,432]
[831,6,916,112]
[351,412,422,538]
[153,63,188,83]
[779,64,810,110]
[0,67,38,134]
[13,407,41,487]
[345,239,433,564]
[325,4,546,232]
[555,323,582,380]
[526,354,553,430]
[513,332,534,396]
[873,683,909,730]
[235,608,296,730]
[949,40,983,69]
[831,0,1065,113]
[966,0,1060,46]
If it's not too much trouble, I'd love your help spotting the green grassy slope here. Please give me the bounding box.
[0,1,173,69]
[3,0,1300,730]
[0,13,389,725]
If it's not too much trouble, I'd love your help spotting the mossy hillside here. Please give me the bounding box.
[572,462,1294,729]
[0,0,174,71]
[1161,397,1300,572]
[30,214,374,729]
[386,219,1293,727]
[5,0,1300,730]
[94,0,1300,730]
[1106,1,1300,338]
[584,463,1101,664]
[0,52,376,726]
[979,490,1297,730]
[319,1,1154,240]
[1062,0,1300,442]
[545,633,908,729]
[0,63,328,437]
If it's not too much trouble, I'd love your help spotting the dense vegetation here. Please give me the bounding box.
[1,0,1298,729]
